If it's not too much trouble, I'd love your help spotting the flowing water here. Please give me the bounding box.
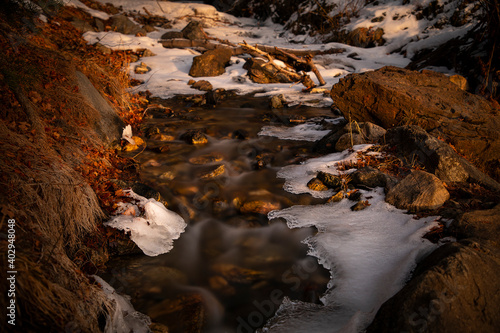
[103,96,337,332]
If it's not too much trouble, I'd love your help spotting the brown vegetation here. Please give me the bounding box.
[0,2,144,332]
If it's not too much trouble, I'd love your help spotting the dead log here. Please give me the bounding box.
[239,41,316,89]
[274,47,326,86]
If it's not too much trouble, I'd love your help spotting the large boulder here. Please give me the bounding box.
[385,125,500,191]
[366,240,500,333]
[367,204,500,333]
[330,66,500,179]
[385,170,450,212]
[189,48,232,77]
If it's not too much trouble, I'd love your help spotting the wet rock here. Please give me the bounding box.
[205,88,227,106]
[350,200,370,211]
[253,153,274,169]
[386,170,450,212]
[307,178,329,191]
[240,200,281,215]
[189,48,233,77]
[209,276,236,296]
[148,293,208,333]
[190,80,213,91]
[131,182,163,202]
[348,190,362,201]
[189,153,224,165]
[367,240,500,333]
[161,31,184,39]
[385,125,500,191]
[327,191,344,203]
[317,171,342,189]
[232,129,249,140]
[270,94,287,109]
[243,58,294,84]
[123,136,145,151]
[211,263,269,284]
[150,133,175,142]
[330,66,500,178]
[181,21,207,40]
[180,129,208,144]
[109,14,145,35]
[350,166,395,190]
[197,164,225,180]
[134,62,151,74]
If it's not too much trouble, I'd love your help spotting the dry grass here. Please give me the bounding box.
[0,4,140,332]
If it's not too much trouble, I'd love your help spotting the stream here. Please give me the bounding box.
[103,95,338,332]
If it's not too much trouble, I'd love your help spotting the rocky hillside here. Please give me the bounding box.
[208,0,499,101]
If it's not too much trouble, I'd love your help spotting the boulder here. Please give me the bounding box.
[189,48,232,77]
[350,166,397,191]
[181,21,207,40]
[180,129,208,144]
[385,125,500,191]
[367,240,500,333]
[330,66,500,179]
[243,58,294,84]
[315,121,386,153]
[385,170,450,212]
[270,94,287,109]
[109,14,145,35]
[450,204,500,241]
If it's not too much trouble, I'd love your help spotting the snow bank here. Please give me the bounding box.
[93,275,151,333]
[105,190,186,256]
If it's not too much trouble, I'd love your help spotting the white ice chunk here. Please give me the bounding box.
[92,275,151,333]
[121,125,135,145]
[105,190,187,256]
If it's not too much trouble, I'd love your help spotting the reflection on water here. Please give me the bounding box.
[105,96,335,332]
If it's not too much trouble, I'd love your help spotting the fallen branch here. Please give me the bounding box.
[239,41,316,89]
[274,47,326,86]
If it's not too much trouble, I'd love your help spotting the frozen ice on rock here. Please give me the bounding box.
[105,190,186,256]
